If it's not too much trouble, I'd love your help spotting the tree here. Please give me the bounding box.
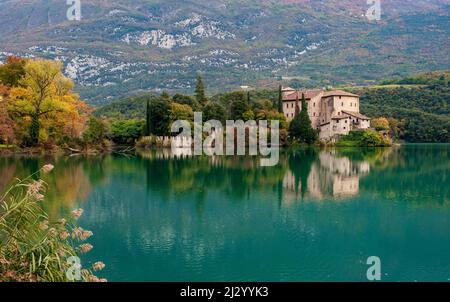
[148,98,171,136]
[242,110,255,121]
[195,75,207,107]
[229,92,250,120]
[203,102,226,123]
[277,85,283,113]
[170,102,194,122]
[8,59,81,146]
[82,117,107,145]
[253,99,273,112]
[0,86,15,145]
[110,119,144,145]
[0,56,27,87]
[173,93,200,111]
[145,100,151,136]
[360,130,384,147]
[371,117,390,131]
[387,117,405,141]
[289,93,318,144]
[161,90,171,102]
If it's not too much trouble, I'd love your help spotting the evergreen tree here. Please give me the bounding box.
[195,75,207,107]
[277,85,283,113]
[289,93,318,144]
[161,90,171,102]
[145,100,151,136]
[230,92,250,120]
[148,98,171,136]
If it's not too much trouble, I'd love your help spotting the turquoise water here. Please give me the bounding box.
[1,145,449,281]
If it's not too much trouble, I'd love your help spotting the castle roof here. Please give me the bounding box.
[283,89,359,101]
[283,90,323,101]
[342,111,371,120]
[322,90,359,98]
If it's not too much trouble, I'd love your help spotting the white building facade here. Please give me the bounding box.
[282,88,371,141]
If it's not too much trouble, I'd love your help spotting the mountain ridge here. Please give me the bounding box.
[0,0,449,104]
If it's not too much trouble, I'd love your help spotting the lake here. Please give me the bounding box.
[0,145,449,282]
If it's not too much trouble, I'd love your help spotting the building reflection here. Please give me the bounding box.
[283,150,371,204]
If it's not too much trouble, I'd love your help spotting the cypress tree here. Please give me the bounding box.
[288,93,318,144]
[145,100,151,136]
[277,85,283,113]
[195,75,207,107]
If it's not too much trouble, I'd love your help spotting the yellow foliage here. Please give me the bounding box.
[7,59,90,144]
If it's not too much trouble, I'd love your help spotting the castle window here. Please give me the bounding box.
[341,102,344,107]
[339,96,342,99]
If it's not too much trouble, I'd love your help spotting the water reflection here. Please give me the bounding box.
[284,149,372,203]
[136,147,395,205]
[0,145,448,213]
[0,156,108,217]
[1,145,449,281]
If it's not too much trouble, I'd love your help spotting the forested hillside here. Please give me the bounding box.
[96,71,450,143]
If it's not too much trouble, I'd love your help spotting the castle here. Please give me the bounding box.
[282,87,371,141]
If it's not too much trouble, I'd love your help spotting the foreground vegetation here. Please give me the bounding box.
[0,164,106,282]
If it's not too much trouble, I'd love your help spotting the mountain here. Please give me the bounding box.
[0,0,449,104]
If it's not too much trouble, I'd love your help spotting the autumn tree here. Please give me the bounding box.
[371,117,390,131]
[8,59,82,146]
[0,56,27,87]
[0,85,15,145]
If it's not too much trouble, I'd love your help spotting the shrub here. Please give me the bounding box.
[82,117,108,146]
[371,117,390,131]
[110,119,144,145]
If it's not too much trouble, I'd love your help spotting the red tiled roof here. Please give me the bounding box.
[283,90,323,101]
[342,111,371,120]
[331,114,350,120]
[322,90,359,98]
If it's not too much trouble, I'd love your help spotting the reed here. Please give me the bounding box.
[0,164,106,282]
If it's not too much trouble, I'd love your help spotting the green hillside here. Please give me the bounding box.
[95,71,450,143]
